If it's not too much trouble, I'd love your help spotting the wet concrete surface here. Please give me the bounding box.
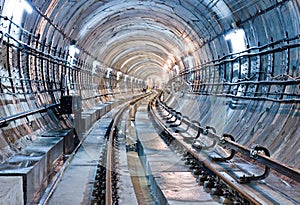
[0,176,23,205]
[117,115,139,205]
[127,151,156,205]
[47,117,112,205]
[156,96,300,204]
[135,102,219,205]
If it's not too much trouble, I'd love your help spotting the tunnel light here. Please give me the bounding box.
[225,29,246,54]
[124,75,128,82]
[68,44,80,66]
[69,45,80,57]
[92,60,101,73]
[22,0,33,14]
[1,0,32,40]
[131,77,135,83]
[173,64,179,75]
[116,71,122,80]
[105,68,113,78]
[183,55,194,70]
[2,0,33,18]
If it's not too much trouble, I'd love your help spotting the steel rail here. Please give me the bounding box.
[37,94,150,205]
[105,93,152,204]
[105,105,125,205]
[156,98,300,183]
[148,97,262,205]
[220,140,300,182]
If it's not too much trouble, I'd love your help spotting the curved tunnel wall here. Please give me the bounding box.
[162,0,300,168]
[0,0,144,162]
[0,0,299,169]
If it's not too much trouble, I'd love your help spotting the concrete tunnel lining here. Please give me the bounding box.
[0,0,299,146]
[0,1,299,203]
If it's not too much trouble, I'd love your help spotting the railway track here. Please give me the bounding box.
[39,94,152,205]
[90,94,152,205]
[42,92,299,205]
[148,93,300,205]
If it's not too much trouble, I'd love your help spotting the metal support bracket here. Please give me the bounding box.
[191,121,203,151]
[158,104,170,117]
[212,134,236,162]
[192,120,201,139]
[162,108,172,120]
[0,121,10,128]
[166,109,176,122]
[167,111,179,124]
[169,112,182,127]
[175,116,190,133]
[239,144,270,183]
[202,126,218,150]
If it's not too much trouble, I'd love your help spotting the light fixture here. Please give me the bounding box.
[173,64,179,75]
[116,71,122,80]
[183,55,194,69]
[22,0,33,14]
[92,60,101,73]
[69,45,80,56]
[105,68,113,78]
[225,28,246,53]
[67,40,80,66]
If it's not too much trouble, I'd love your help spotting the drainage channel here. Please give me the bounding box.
[125,120,157,205]
[125,98,157,205]
[135,101,217,205]
[94,96,157,205]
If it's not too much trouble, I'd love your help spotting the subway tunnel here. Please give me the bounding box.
[0,0,300,204]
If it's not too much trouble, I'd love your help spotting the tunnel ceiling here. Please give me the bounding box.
[31,0,288,82]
